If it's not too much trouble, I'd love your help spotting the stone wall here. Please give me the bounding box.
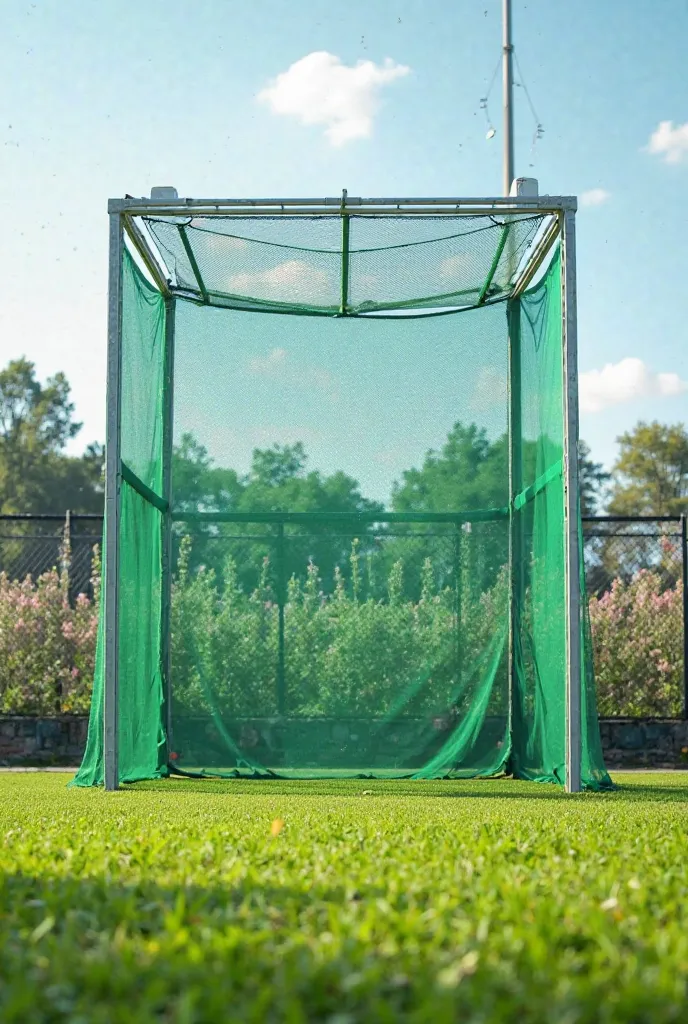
[1,715,687,770]
[599,718,688,769]
[0,716,89,767]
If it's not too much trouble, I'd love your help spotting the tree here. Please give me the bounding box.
[172,433,242,514]
[0,358,103,513]
[578,440,610,516]
[391,422,509,514]
[390,422,510,598]
[172,438,382,594]
[608,421,688,516]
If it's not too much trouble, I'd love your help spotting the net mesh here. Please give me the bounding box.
[143,214,543,314]
[75,212,611,789]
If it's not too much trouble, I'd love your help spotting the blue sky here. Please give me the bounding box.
[1,0,687,479]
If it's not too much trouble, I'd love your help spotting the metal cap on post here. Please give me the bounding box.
[150,186,179,201]
[509,178,539,198]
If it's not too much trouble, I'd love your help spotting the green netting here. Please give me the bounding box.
[143,214,542,314]
[74,213,611,790]
[73,252,168,785]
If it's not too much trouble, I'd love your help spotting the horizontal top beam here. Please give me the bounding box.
[172,508,508,524]
[109,195,577,216]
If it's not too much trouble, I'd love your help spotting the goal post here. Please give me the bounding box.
[89,194,606,793]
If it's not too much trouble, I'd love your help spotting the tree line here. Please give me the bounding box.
[1,358,687,518]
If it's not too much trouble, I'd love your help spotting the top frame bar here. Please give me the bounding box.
[109,195,577,216]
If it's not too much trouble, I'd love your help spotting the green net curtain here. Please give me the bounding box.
[74,215,611,789]
[510,252,610,789]
[73,252,168,785]
[168,299,511,778]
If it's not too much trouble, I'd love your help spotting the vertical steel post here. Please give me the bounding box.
[562,209,582,793]
[340,189,350,316]
[276,523,286,714]
[104,212,124,791]
[507,298,523,766]
[682,514,688,720]
[502,0,515,195]
[161,296,176,755]
[62,508,72,600]
[454,523,463,692]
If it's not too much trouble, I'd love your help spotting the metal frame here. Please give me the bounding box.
[682,514,688,721]
[104,193,580,791]
[161,295,176,757]
[104,213,124,791]
[506,297,522,777]
[111,195,576,215]
[561,209,582,793]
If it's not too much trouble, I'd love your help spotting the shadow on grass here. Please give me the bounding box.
[125,775,688,802]
[0,872,437,1020]
[1,865,686,1022]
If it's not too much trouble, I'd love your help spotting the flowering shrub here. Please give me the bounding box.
[171,536,509,720]
[589,571,683,717]
[0,541,683,720]
[0,547,99,714]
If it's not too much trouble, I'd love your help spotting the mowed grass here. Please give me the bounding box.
[0,774,687,1023]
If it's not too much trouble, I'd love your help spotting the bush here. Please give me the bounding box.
[170,536,509,720]
[589,570,683,717]
[0,543,683,721]
[0,547,99,715]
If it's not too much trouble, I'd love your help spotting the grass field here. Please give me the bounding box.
[0,773,687,1022]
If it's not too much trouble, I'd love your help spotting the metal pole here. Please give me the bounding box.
[454,523,463,694]
[161,296,176,756]
[502,0,515,195]
[111,196,577,215]
[682,514,688,720]
[507,298,523,770]
[562,209,582,793]
[104,212,124,791]
[340,189,350,316]
[276,523,286,715]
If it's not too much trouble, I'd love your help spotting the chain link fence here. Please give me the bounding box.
[583,516,687,718]
[0,513,103,604]
[0,512,686,717]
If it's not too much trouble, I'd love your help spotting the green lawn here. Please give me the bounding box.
[0,774,687,1022]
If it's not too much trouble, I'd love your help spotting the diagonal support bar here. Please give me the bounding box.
[478,224,510,304]
[178,224,209,303]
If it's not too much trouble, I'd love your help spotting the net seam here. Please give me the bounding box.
[513,459,563,511]
[121,462,168,513]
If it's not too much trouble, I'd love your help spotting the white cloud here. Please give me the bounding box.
[257,50,410,146]
[247,346,339,401]
[646,120,688,164]
[439,254,472,281]
[248,347,287,374]
[228,258,336,305]
[580,358,688,413]
[580,188,611,207]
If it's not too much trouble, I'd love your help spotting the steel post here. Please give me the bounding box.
[562,210,582,793]
[104,213,124,791]
[682,514,688,720]
[161,296,176,757]
[276,523,286,715]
